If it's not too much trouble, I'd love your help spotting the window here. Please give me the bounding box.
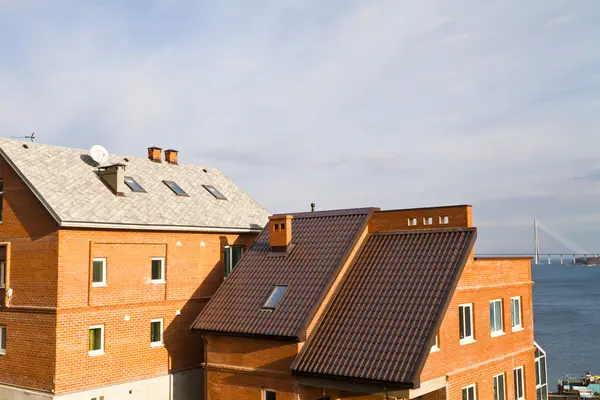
[263,286,288,310]
[0,180,3,223]
[263,390,276,400]
[511,296,522,331]
[0,326,6,355]
[514,367,525,400]
[535,344,548,400]
[440,215,449,224]
[423,216,433,225]
[151,258,165,283]
[150,319,163,347]
[490,299,504,336]
[462,384,476,400]
[124,176,146,193]
[430,334,440,352]
[202,185,227,200]
[92,258,106,286]
[163,180,189,197]
[459,304,474,344]
[224,245,244,278]
[494,373,506,400]
[88,325,104,356]
[408,217,417,226]
[0,261,5,289]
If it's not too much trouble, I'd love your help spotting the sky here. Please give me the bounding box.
[1,0,600,254]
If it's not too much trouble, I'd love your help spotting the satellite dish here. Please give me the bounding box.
[89,145,109,166]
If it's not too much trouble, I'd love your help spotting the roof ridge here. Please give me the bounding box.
[273,207,377,219]
[369,227,476,236]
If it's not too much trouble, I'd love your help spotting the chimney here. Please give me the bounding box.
[165,149,178,165]
[147,147,162,163]
[269,215,293,252]
[98,164,126,196]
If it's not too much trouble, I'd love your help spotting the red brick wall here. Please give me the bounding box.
[369,205,472,233]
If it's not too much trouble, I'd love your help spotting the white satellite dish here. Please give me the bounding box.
[89,145,109,166]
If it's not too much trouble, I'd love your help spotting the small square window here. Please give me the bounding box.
[92,258,106,286]
[150,319,163,347]
[163,180,189,197]
[440,216,449,224]
[264,390,276,400]
[462,384,476,400]
[124,176,146,193]
[263,286,288,310]
[408,217,417,226]
[423,217,433,225]
[0,326,6,355]
[202,185,227,200]
[88,325,104,356]
[151,258,165,283]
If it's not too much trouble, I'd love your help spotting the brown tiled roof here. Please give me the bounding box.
[292,228,476,386]
[191,208,375,338]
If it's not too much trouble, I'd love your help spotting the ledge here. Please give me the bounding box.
[459,337,476,346]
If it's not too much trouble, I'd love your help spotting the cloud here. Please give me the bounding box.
[0,0,600,252]
[545,13,576,28]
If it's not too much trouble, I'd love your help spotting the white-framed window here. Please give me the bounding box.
[224,245,244,278]
[0,326,6,355]
[440,216,449,224]
[150,318,163,347]
[494,373,506,400]
[459,303,475,344]
[88,325,104,356]
[0,261,5,289]
[490,299,504,336]
[423,216,433,225]
[408,217,417,226]
[430,334,440,352]
[462,384,476,400]
[151,257,165,283]
[263,389,276,400]
[0,179,4,224]
[535,344,548,400]
[514,366,525,400]
[92,258,106,287]
[511,296,522,331]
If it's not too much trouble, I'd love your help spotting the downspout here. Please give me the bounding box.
[201,334,208,400]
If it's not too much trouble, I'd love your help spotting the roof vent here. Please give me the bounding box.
[147,147,162,163]
[269,215,293,253]
[98,164,126,196]
[165,149,178,165]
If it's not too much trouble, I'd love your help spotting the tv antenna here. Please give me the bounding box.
[10,132,36,142]
[89,145,109,166]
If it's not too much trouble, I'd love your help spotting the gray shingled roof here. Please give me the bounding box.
[0,138,268,231]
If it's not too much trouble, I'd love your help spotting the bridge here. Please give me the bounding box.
[476,219,600,265]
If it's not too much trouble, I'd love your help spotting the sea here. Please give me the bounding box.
[532,263,600,385]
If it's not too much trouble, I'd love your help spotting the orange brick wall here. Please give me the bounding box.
[420,257,535,400]
[368,205,472,233]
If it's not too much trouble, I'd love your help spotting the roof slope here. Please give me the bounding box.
[191,208,374,338]
[292,228,476,386]
[0,138,268,230]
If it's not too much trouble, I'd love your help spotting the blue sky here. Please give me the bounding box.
[1,0,600,253]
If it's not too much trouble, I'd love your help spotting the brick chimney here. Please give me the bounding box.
[98,164,126,196]
[269,215,293,252]
[147,147,162,163]
[165,149,178,165]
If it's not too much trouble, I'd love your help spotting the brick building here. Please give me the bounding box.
[0,139,268,399]
[192,206,548,400]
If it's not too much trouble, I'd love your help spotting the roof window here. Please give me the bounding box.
[124,176,146,193]
[163,180,189,197]
[262,285,288,310]
[203,185,227,200]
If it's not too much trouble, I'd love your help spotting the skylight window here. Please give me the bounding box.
[163,180,189,197]
[263,285,288,310]
[124,176,146,193]
[203,185,227,200]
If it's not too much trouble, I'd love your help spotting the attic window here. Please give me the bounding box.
[163,181,189,197]
[202,185,227,200]
[423,217,433,225]
[408,217,417,226]
[262,285,288,310]
[124,176,146,193]
[440,216,449,224]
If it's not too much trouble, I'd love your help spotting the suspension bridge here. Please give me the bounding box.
[478,219,600,266]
